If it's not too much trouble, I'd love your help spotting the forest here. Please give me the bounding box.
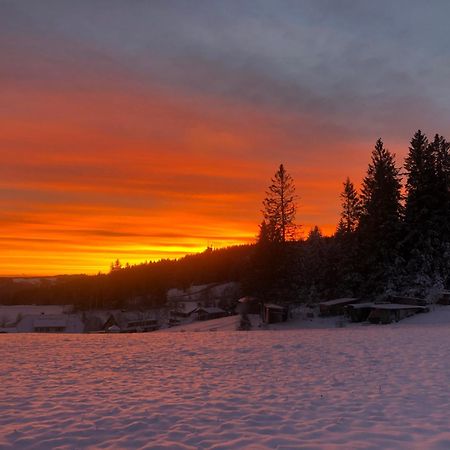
[2,130,449,309]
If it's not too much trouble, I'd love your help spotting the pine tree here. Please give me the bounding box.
[358,138,403,295]
[307,225,323,241]
[301,226,326,302]
[246,218,300,303]
[247,165,300,303]
[430,134,450,239]
[360,139,402,236]
[402,131,449,294]
[334,179,363,296]
[262,164,297,242]
[404,130,435,231]
[257,221,270,245]
[337,177,361,234]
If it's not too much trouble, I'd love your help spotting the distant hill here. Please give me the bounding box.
[0,245,254,309]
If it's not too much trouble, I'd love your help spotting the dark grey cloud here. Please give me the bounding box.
[2,0,450,141]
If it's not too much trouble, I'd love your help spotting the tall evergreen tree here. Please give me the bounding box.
[358,138,403,295]
[430,134,450,239]
[262,164,297,242]
[336,177,361,234]
[432,134,450,288]
[360,139,402,234]
[404,130,435,231]
[246,165,300,303]
[402,131,449,294]
[334,179,363,296]
[300,226,325,302]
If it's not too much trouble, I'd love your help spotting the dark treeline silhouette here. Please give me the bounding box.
[245,130,450,303]
[0,246,252,309]
[2,130,449,308]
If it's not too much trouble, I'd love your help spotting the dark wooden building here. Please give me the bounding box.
[319,298,359,316]
[192,307,227,321]
[262,303,288,324]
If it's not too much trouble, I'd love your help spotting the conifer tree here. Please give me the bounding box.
[404,130,435,231]
[301,226,325,301]
[360,139,402,235]
[334,179,363,296]
[307,225,323,241]
[358,138,403,294]
[262,164,297,242]
[248,165,300,303]
[337,177,361,234]
[402,131,449,294]
[430,134,450,239]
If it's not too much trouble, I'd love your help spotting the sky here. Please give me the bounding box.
[2,1,450,276]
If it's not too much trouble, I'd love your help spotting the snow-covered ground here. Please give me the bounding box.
[164,303,450,332]
[1,311,450,449]
[163,314,242,332]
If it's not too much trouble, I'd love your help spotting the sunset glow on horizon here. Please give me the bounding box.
[2,1,450,276]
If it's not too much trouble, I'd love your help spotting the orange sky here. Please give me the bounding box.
[2,82,363,276]
[2,2,447,276]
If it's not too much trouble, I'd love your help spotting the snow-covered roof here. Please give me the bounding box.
[177,301,199,313]
[264,303,286,310]
[167,284,211,301]
[320,298,358,307]
[167,282,239,302]
[195,307,225,314]
[0,305,71,323]
[348,303,375,309]
[238,296,258,303]
[372,304,427,310]
[33,315,67,328]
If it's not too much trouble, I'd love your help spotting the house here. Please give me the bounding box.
[191,306,227,321]
[168,301,198,326]
[21,313,85,333]
[169,301,199,318]
[83,310,112,333]
[167,282,240,309]
[102,311,159,333]
[33,315,67,333]
[319,298,359,316]
[0,305,72,324]
[262,303,288,324]
[121,318,158,332]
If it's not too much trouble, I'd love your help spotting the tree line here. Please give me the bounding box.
[248,130,450,303]
[0,245,252,309]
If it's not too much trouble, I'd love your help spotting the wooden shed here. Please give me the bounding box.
[319,298,359,316]
[345,303,375,323]
[437,291,450,305]
[386,295,427,306]
[367,304,429,324]
[192,307,227,321]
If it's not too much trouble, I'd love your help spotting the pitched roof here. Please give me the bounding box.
[33,315,67,328]
[194,307,225,314]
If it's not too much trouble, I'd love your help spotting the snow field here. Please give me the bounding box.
[1,324,450,449]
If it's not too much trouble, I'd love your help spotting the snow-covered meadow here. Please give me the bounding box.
[1,320,450,449]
